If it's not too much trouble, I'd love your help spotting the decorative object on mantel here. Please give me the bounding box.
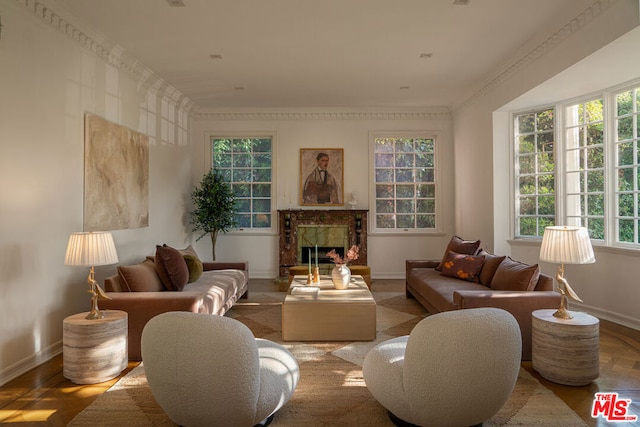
[84,113,149,231]
[300,148,344,206]
[64,231,119,319]
[347,190,358,209]
[327,245,359,290]
[539,225,595,319]
[190,170,237,260]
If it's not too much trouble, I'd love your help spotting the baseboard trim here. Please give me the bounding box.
[0,341,62,387]
[571,303,640,331]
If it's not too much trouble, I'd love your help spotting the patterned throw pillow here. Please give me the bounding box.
[436,236,481,271]
[440,251,486,282]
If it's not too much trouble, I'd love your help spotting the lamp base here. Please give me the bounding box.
[552,308,574,320]
[85,309,105,320]
[553,294,574,320]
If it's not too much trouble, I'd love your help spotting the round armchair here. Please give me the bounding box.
[141,312,299,427]
[363,307,521,427]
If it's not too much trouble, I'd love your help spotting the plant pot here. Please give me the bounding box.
[331,264,351,290]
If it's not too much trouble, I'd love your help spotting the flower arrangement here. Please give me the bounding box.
[326,245,359,266]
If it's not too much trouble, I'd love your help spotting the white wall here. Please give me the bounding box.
[192,109,455,278]
[0,2,194,384]
[454,0,640,329]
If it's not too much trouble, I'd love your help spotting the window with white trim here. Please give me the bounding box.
[210,136,273,230]
[514,108,555,237]
[615,86,640,243]
[513,80,640,249]
[372,134,437,232]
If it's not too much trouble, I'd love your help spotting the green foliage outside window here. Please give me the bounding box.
[212,137,273,229]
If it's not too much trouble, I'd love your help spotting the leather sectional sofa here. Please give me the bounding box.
[406,237,561,360]
[101,245,248,360]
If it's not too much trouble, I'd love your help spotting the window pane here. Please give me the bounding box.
[376,199,394,213]
[376,169,393,182]
[253,183,270,197]
[376,214,395,228]
[396,184,414,198]
[619,219,634,242]
[618,142,633,166]
[618,117,633,141]
[376,184,394,198]
[397,215,415,228]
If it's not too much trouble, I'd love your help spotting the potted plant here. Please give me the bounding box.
[190,170,237,260]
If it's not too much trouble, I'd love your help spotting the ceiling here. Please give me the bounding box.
[49,0,595,110]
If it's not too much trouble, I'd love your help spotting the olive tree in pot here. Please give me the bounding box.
[190,170,237,261]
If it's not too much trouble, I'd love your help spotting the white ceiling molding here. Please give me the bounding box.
[19,0,195,113]
[453,0,615,113]
[194,111,453,122]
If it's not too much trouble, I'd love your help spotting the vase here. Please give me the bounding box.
[332,264,351,290]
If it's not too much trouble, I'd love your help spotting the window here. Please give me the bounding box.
[513,80,640,249]
[514,108,555,237]
[372,134,437,232]
[615,87,640,243]
[211,136,273,230]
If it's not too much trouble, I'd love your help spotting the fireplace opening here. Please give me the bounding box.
[301,246,344,264]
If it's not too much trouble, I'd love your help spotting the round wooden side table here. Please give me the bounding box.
[63,310,128,384]
[532,309,599,386]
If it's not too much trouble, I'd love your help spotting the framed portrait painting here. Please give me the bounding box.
[300,148,344,206]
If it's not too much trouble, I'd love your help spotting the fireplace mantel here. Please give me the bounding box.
[277,209,368,277]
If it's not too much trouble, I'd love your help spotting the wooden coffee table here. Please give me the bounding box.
[282,275,376,341]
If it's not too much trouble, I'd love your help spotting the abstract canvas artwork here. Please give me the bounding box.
[84,113,149,231]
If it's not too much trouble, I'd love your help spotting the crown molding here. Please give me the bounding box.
[19,0,195,112]
[454,0,615,113]
[194,110,452,121]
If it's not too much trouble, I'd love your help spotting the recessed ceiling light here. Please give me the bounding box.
[420,53,433,59]
[400,86,410,90]
[453,0,470,5]
[234,86,245,91]
[166,0,185,7]
[209,54,223,60]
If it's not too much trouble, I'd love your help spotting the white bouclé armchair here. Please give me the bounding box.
[141,312,299,427]
[363,307,522,427]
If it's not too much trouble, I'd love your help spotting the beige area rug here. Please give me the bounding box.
[69,290,588,426]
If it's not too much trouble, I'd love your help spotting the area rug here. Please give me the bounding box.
[69,289,588,426]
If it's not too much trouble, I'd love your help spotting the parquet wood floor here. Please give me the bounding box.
[1,279,638,426]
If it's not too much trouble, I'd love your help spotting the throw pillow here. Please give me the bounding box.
[155,245,189,291]
[440,251,485,282]
[117,259,165,292]
[436,236,481,271]
[490,256,541,291]
[477,249,507,285]
[183,254,204,283]
[176,245,199,259]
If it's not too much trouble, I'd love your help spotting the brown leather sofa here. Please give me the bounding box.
[101,252,248,360]
[406,256,561,360]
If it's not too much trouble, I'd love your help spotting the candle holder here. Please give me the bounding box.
[313,266,320,283]
[307,273,313,284]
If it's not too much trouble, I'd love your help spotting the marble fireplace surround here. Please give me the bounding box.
[278,210,368,277]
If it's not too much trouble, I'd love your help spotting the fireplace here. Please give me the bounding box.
[278,210,368,277]
[300,246,344,265]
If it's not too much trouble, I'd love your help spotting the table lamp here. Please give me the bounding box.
[64,231,119,319]
[539,226,595,319]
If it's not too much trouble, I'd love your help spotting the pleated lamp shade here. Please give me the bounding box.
[539,226,595,265]
[64,231,119,267]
